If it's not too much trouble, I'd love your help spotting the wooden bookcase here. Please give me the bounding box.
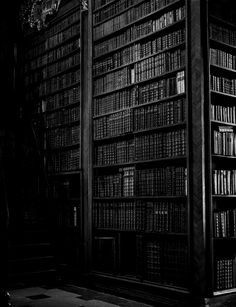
[18,0,236,305]
[206,0,236,300]
[91,0,190,294]
[20,0,83,280]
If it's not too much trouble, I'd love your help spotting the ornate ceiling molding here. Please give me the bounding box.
[80,0,88,11]
[20,0,61,31]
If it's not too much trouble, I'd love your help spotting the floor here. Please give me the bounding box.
[10,285,155,307]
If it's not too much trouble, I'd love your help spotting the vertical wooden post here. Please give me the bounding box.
[81,0,93,275]
[188,0,209,301]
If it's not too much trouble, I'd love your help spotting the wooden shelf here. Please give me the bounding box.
[93,0,146,27]
[211,120,236,127]
[94,19,185,61]
[40,81,80,98]
[93,42,185,79]
[93,66,185,98]
[93,93,186,119]
[94,0,183,43]
[93,196,187,200]
[210,64,236,75]
[94,156,187,168]
[210,90,236,99]
[213,288,236,296]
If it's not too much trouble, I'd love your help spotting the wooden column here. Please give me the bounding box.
[188,0,209,302]
[81,0,93,275]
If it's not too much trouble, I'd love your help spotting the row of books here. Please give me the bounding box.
[57,204,79,228]
[93,96,185,141]
[136,166,187,196]
[25,23,80,60]
[213,169,236,195]
[133,98,185,130]
[93,109,133,140]
[211,75,236,97]
[41,87,80,113]
[215,256,236,290]
[94,128,186,165]
[213,126,236,156]
[43,106,80,128]
[39,70,80,97]
[93,88,135,116]
[94,65,185,97]
[134,49,185,83]
[93,0,163,24]
[44,125,80,149]
[93,0,178,40]
[93,81,185,118]
[46,148,80,173]
[94,66,131,95]
[94,139,135,165]
[94,6,185,57]
[93,200,187,233]
[25,53,80,86]
[134,129,186,160]
[210,23,236,47]
[211,104,236,124]
[210,48,236,71]
[145,239,188,286]
[94,166,135,197]
[24,38,80,73]
[26,9,80,48]
[214,209,236,238]
[93,28,185,76]
[93,0,114,11]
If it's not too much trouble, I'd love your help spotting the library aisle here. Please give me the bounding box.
[10,285,154,307]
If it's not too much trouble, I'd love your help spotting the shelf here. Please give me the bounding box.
[24,46,80,75]
[42,120,80,131]
[93,0,146,27]
[214,237,236,240]
[212,195,236,198]
[94,132,133,142]
[210,64,236,75]
[93,93,186,119]
[94,156,187,168]
[210,38,236,52]
[94,228,187,236]
[41,101,80,115]
[48,170,82,176]
[213,288,236,296]
[44,142,80,152]
[93,0,117,13]
[40,81,80,98]
[94,0,183,43]
[93,196,187,200]
[25,32,80,63]
[133,122,186,134]
[93,66,185,98]
[210,90,236,100]
[209,15,236,30]
[211,120,236,127]
[212,154,236,160]
[41,63,80,83]
[93,42,185,79]
[26,64,80,89]
[94,19,185,61]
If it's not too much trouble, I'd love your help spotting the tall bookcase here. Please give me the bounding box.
[17,0,236,305]
[91,0,190,293]
[21,0,82,279]
[207,0,236,299]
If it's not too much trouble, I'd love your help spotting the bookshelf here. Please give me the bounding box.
[208,0,236,298]
[21,0,82,279]
[91,0,189,291]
